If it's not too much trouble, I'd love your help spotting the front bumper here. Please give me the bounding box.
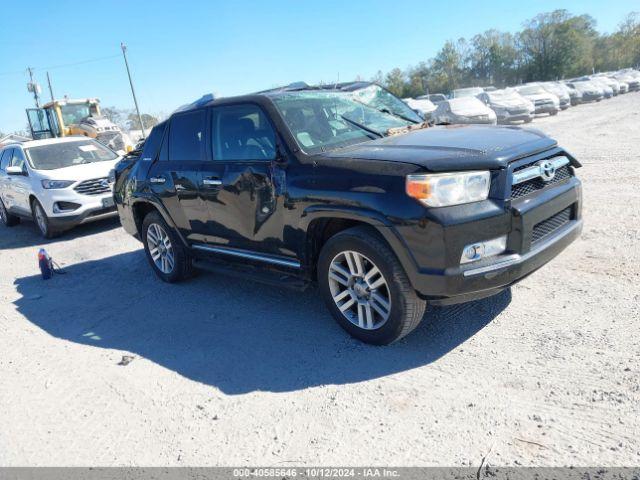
[534,104,559,114]
[496,111,533,123]
[38,188,117,229]
[392,175,582,305]
[450,115,497,125]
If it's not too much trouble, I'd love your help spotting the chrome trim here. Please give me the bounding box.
[203,179,222,186]
[462,219,582,277]
[512,156,570,185]
[192,244,301,268]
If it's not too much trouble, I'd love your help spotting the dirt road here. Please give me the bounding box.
[1,94,638,466]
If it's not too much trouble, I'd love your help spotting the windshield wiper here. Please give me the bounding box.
[379,107,419,124]
[340,115,384,138]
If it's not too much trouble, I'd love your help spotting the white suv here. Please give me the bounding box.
[0,137,121,238]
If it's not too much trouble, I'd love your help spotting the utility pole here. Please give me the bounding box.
[27,67,41,107]
[46,72,55,102]
[121,42,145,138]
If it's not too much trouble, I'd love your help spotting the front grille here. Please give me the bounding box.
[74,177,111,196]
[511,163,572,200]
[532,207,572,245]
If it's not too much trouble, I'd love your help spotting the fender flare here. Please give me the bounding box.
[299,205,420,280]
[130,194,190,248]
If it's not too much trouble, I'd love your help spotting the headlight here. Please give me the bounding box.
[41,180,74,189]
[406,171,491,207]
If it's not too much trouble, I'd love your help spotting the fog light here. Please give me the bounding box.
[460,236,507,264]
[53,202,81,213]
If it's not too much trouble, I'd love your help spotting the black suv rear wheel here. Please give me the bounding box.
[318,226,426,345]
[142,211,194,282]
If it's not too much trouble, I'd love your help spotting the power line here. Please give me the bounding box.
[0,53,121,77]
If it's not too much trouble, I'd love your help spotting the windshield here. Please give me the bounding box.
[349,85,422,123]
[488,91,522,102]
[518,85,546,95]
[26,139,118,170]
[271,91,410,154]
[453,87,484,98]
[59,104,92,125]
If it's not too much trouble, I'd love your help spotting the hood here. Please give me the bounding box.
[490,97,530,109]
[321,125,557,171]
[32,158,121,181]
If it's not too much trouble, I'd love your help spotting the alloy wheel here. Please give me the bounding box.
[146,223,175,274]
[34,204,47,235]
[327,250,391,330]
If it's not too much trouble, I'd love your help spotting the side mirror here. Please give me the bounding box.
[6,166,26,176]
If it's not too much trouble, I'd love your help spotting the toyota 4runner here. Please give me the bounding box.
[113,90,582,345]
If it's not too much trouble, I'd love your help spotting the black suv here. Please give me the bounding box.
[114,90,582,345]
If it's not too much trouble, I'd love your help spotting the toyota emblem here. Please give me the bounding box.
[538,160,556,182]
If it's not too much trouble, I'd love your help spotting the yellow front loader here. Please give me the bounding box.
[26,98,133,154]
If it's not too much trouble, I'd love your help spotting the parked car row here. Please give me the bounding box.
[405,68,640,126]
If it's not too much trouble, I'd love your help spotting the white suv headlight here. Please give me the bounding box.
[406,171,491,207]
[41,180,74,189]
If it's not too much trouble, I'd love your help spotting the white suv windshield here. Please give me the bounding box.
[26,140,118,170]
[271,92,409,154]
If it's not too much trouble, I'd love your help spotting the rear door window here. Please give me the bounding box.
[168,110,206,161]
[210,104,276,161]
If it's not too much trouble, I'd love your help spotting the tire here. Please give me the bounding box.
[31,199,60,239]
[318,226,426,345]
[524,117,533,123]
[550,110,558,116]
[141,210,194,282]
[0,198,20,227]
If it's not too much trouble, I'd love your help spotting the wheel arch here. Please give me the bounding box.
[300,206,418,282]
[130,197,189,248]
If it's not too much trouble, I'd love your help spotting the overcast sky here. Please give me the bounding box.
[0,0,635,133]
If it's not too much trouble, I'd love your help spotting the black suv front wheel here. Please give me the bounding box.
[318,226,426,345]
[142,211,194,282]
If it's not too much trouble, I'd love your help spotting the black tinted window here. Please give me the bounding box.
[211,104,275,161]
[169,110,206,161]
[141,122,167,161]
[0,149,12,171]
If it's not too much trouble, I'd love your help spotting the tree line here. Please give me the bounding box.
[371,9,640,98]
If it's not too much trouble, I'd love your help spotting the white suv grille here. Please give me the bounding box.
[74,177,110,196]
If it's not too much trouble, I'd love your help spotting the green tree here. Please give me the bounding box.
[127,113,158,131]
[384,68,406,97]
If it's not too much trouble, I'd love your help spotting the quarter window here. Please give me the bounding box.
[168,110,206,161]
[0,149,12,171]
[211,104,276,161]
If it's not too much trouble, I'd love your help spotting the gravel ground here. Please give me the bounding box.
[0,93,638,467]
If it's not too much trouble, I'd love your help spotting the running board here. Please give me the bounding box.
[192,244,300,269]
[192,258,310,291]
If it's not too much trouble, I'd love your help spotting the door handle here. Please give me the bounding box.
[202,178,222,186]
[149,177,166,184]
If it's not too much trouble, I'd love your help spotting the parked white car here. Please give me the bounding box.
[431,97,497,125]
[515,84,560,115]
[0,137,120,238]
[477,89,535,123]
[403,97,437,122]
